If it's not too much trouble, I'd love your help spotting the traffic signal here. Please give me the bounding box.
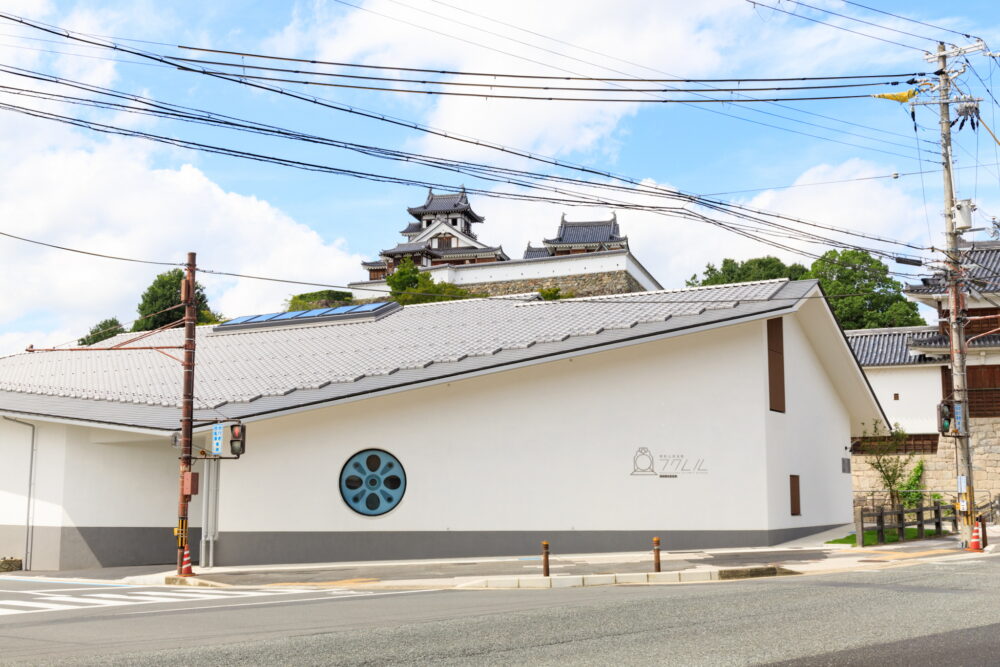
[229,423,246,456]
[938,402,953,434]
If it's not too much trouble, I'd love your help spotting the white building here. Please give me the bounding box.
[0,279,881,570]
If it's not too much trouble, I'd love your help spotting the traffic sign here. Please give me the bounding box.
[211,423,224,456]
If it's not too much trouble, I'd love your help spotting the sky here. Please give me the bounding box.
[0,0,999,355]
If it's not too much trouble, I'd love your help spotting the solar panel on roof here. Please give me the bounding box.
[220,315,257,326]
[299,308,336,317]
[349,302,389,313]
[272,310,308,321]
[326,305,360,315]
[244,312,283,323]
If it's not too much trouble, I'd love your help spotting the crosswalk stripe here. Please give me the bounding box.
[84,593,193,603]
[0,600,82,611]
[36,596,131,606]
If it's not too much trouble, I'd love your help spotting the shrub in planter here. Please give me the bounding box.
[0,557,23,572]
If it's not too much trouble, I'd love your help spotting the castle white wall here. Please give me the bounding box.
[864,365,943,434]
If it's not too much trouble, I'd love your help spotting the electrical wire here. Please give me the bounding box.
[423,0,939,148]
[838,0,978,41]
[170,49,930,84]
[0,67,934,259]
[746,1,931,52]
[163,57,912,93]
[0,229,182,267]
[788,0,944,45]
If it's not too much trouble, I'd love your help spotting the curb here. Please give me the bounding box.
[458,566,794,589]
[164,575,231,587]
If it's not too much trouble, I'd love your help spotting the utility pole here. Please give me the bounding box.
[931,41,981,542]
[176,252,197,574]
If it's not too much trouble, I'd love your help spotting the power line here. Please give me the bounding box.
[746,1,931,52]
[164,57,913,93]
[0,64,932,257]
[0,229,182,267]
[838,0,978,41]
[788,0,943,45]
[0,10,935,166]
[424,0,939,148]
[172,48,929,83]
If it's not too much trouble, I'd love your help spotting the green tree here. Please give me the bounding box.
[132,269,216,331]
[285,290,353,311]
[78,317,124,346]
[386,257,475,305]
[539,287,575,300]
[860,420,916,509]
[686,256,808,287]
[805,249,924,330]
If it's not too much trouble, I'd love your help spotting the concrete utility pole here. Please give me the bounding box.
[933,42,977,542]
[176,252,198,574]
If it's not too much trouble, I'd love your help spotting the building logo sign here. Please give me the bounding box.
[630,448,708,478]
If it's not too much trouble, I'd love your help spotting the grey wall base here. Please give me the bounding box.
[0,524,199,571]
[215,524,843,566]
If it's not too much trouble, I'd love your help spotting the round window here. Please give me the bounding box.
[339,449,406,516]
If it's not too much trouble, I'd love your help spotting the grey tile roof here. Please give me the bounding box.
[400,222,423,235]
[523,244,550,259]
[844,326,939,366]
[0,279,814,430]
[381,242,430,255]
[544,216,626,246]
[906,244,1000,295]
[432,246,505,258]
[909,332,1000,349]
[407,189,484,222]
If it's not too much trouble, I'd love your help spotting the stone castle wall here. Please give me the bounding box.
[460,270,645,298]
[852,418,1000,505]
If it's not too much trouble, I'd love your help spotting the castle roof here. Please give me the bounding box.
[407,189,484,222]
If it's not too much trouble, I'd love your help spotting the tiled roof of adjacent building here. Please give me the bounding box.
[399,222,423,236]
[543,215,627,246]
[0,279,815,430]
[844,326,940,366]
[522,244,550,259]
[406,189,484,222]
[905,243,1000,294]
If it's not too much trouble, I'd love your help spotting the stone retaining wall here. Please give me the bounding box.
[460,270,645,298]
[852,418,1000,502]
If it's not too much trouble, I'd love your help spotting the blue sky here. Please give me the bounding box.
[0,0,999,353]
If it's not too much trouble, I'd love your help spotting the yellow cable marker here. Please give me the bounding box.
[871,89,918,103]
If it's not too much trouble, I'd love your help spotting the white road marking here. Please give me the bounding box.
[0,587,288,617]
[118,588,439,616]
[0,600,84,611]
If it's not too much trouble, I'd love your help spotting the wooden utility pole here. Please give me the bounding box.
[176,252,198,574]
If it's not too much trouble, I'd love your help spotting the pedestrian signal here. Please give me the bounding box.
[229,422,246,456]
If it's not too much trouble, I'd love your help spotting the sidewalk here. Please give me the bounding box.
[5,525,995,591]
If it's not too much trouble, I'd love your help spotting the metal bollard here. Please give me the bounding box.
[542,541,550,577]
[652,536,661,572]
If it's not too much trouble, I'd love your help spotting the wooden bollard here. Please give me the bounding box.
[542,540,550,577]
[652,536,661,573]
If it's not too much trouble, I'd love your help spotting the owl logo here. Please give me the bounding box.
[631,447,656,475]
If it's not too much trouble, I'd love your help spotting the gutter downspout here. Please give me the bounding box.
[4,416,36,570]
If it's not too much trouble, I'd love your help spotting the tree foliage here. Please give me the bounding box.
[687,250,924,329]
[860,420,915,508]
[285,290,353,311]
[538,287,575,300]
[78,317,124,346]
[132,269,217,331]
[386,257,475,305]
[686,256,807,287]
[805,249,923,330]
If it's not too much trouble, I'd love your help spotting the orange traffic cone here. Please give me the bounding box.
[180,545,195,576]
[967,522,984,552]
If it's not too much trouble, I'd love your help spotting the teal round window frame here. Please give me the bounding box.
[339,449,406,516]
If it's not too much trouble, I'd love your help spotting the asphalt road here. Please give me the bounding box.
[1,553,998,666]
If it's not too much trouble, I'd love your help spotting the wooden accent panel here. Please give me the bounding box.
[789,475,801,516]
[942,364,1000,417]
[767,318,785,413]
[851,433,938,455]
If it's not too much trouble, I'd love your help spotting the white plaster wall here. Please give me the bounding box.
[218,321,773,533]
[59,427,201,528]
[764,315,853,530]
[864,366,942,434]
[0,419,31,528]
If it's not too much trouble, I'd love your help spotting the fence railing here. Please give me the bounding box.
[852,502,958,548]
